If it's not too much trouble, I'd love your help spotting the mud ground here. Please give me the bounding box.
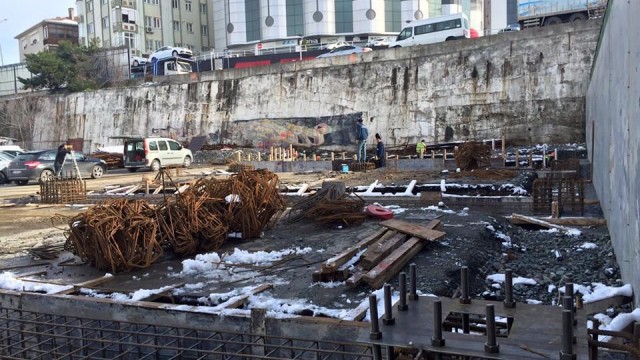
[0,166,613,315]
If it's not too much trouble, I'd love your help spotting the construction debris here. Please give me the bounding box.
[313,219,446,287]
[40,178,87,204]
[454,142,491,170]
[90,152,124,169]
[66,199,164,273]
[65,170,286,273]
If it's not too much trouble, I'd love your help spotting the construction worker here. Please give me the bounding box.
[416,139,426,159]
[54,144,71,176]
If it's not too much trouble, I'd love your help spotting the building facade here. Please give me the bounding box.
[75,0,489,57]
[14,8,79,62]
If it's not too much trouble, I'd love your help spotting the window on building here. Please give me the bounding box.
[154,18,161,28]
[101,0,108,5]
[146,39,154,52]
[124,32,135,48]
[144,0,159,3]
[200,3,207,14]
[102,16,110,29]
[334,0,353,33]
[201,24,208,35]
[384,0,401,32]
[286,0,303,37]
[145,16,152,27]
[43,26,49,39]
[245,0,261,42]
[155,40,162,49]
[185,1,192,11]
[87,23,95,34]
[186,22,193,33]
[173,20,180,31]
[86,1,93,12]
[172,0,179,9]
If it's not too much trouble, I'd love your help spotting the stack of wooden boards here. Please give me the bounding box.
[313,219,446,289]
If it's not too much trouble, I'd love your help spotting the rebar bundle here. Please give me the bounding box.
[65,170,286,272]
[66,199,163,273]
[304,197,367,226]
[455,142,492,170]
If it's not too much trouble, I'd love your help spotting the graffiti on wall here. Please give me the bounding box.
[225,113,363,150]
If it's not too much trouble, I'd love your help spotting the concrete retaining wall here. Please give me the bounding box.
[586,0,640,304]
[1,20,600,151]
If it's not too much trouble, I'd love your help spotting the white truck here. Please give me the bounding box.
[518,0,608,28]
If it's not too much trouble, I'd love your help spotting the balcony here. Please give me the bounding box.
[112,22,138,33]
[111,0,136,9]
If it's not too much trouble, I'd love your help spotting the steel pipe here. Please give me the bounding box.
[383,284,395,325]
[504,269,515,308]
[369,294,382,339]
[398,272,408,311]
[408,263,418,300]
[484,304,499,353]
[460,266,471,304]
[431,300,445,347]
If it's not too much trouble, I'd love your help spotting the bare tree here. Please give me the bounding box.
[0,95,41,149]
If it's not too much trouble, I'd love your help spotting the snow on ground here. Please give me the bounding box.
[485,225,512,247]
[81,285,176,302]
[578,242,598,250]
[591,308,640,342]
[0,272,73,294]
[486,273,537,285]
[559,283,633,303]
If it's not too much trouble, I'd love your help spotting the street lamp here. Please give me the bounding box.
[297,34,304,61]
[0,18,7,66]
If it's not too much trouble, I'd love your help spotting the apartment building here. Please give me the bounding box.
[14,8,79,62]
[75,0,486,57]
[75,0,215,57]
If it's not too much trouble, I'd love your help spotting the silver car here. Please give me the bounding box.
[7,150,107,185]
[148,46,193,63]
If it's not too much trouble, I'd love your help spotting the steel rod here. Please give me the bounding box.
[383,284,395,325]
[460,266,471,304]
[408,263,418,300]
[369,294,382,339]
[484,304,499,353]
[504,269,515,308]
[431,300,445,347]
[398,272,408,311]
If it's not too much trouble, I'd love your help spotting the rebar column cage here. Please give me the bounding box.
[0,308,374,360]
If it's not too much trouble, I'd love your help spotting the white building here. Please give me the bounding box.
[76,0,490,57]
[14,8,79,62]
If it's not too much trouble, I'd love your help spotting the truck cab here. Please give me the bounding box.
[151,58,194,76]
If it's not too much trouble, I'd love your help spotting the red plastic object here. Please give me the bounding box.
[366,204,394,220]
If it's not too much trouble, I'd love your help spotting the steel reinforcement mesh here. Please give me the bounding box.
[0,308,374,360]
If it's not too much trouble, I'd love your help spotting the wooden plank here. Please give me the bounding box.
[510,216,606,227]
[135,283,185,302]
[174,184,190,194]
[510,213,573,233]
[342,298,371,321]
[152,185,164,195]
[50,275,116,295]
[124,185,141,195]
[360,232,407,270]
[582,295,632,315]
[379,219,446,242]
[363,237,423,289]
[321,228,389,273]
[345,267,366,288]
[215,283,273,309]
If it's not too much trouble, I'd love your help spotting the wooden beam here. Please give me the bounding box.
[215,283,273,309]
[510,216,606,227]
[134,283,185,302]
[363,237,423,289]
[342,298,372,321]
[346,268,366,288]
[50,275,116,295]
[321,228,389,273]
[510,213,573,233]
[360,232,408,270]
[379,219,446,242]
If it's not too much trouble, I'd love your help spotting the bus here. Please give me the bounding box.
[389,13,470,48]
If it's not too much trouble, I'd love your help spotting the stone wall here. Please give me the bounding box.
[586,0,640,304]
[4,19,600,152]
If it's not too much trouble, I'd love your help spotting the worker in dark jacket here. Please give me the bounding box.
[375,133,386,168]
[355,118,368,162]
[54,144,70,176]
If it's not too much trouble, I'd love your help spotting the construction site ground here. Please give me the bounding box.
[0,162,620,320]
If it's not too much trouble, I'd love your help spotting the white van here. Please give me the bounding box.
[389,13,470,48]
[123,137,193,172]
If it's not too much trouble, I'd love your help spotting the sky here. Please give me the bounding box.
[0,0,76,65]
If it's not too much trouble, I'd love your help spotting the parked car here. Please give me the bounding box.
[1,149,24,158]
[123,137,193,172]
[366,37,392,47]
[0,152,13,184]
[6,150,107,185]
[316,45,372,58]
[131,56,148,67]
[323,41,349,50]
[148,46,193,62]
[499,24,521,33]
